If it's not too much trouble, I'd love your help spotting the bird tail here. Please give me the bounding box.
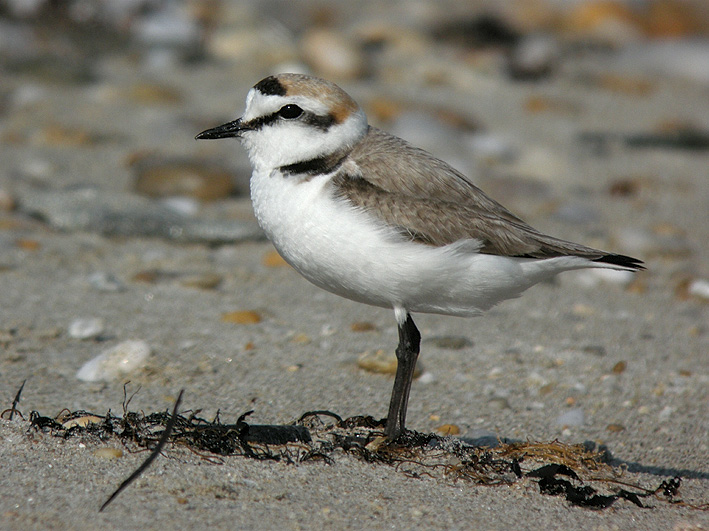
[591,253,645,271]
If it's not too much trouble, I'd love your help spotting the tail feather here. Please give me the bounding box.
[592,254,645,271]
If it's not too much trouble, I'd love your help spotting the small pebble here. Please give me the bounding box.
[487,367,503,379]
[582,345,606,357]
[507,33,559,80]
[417,372,435,384]
[611,360,627,374]
[658,406,674,420]
[35,123,96,146]
[87,272,125,292]
[364,436,388,452]
[555,408,585,427]
[435,424,460,436]
[15,239,40,251]
[291,333,310,344]
[608,177,643,197]
[221,310,262,325]
[599,74,655,96]
[357,350,396,375]
[357,349,423,377]
[93,448,123,459]
[571,303,595,317]
[76,340,151,382]
[350,321,376,332]
[539,383,554,396]
[425,335,472,350]
[562,1,642,46]
[487,397,511,411]
[688,279,709,301]
[526,371,547,386]
[160,197,200,217]
[133,157,235,201]
[507,145,569,184]
[68,318,105,340]
[62,415,103,429]
[132,270,161,284]
[0,189,15,211]
[179,273,223,290]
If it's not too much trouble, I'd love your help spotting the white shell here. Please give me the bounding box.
[68,318,105,340]
[76,340,151,382]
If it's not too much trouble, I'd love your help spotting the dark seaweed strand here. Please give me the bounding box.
[99,390,184,512]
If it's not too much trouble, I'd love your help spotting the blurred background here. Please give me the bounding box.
[1,0,708,318]
[1,4,707,525]
[1,0,708,226]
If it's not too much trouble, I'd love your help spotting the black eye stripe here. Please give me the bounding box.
[242,109,336,132]
[303,112,336,130]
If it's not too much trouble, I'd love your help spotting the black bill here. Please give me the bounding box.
[195,119,246,140]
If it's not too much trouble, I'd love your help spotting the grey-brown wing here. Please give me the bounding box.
[350,128,527,225]
[332,171,607,258]
[340,127,643,268]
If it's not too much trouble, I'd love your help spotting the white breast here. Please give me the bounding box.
[249,169,591,316]
[250,169,402,307]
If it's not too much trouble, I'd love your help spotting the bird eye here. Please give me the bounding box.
[277,104,303,119]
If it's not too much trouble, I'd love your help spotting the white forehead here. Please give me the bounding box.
[242,89,332,121]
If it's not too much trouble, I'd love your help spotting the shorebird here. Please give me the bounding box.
[196,73,644,439]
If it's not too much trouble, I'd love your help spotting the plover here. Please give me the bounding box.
[196,73,644,440]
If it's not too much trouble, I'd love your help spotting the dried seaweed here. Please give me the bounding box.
[100,390,184,511]
[12,390,706,512]
[1,379,26,420]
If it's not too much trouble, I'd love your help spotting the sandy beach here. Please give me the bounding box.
[1,1,707,529]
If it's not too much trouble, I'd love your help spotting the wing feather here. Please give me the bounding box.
[334,127,642,267]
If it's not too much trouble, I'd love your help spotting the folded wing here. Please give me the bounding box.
[335,127,643,270]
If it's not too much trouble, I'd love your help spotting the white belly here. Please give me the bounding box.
[250,170,587,317]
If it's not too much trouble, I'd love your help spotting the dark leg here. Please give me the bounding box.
[384,313,421,440]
